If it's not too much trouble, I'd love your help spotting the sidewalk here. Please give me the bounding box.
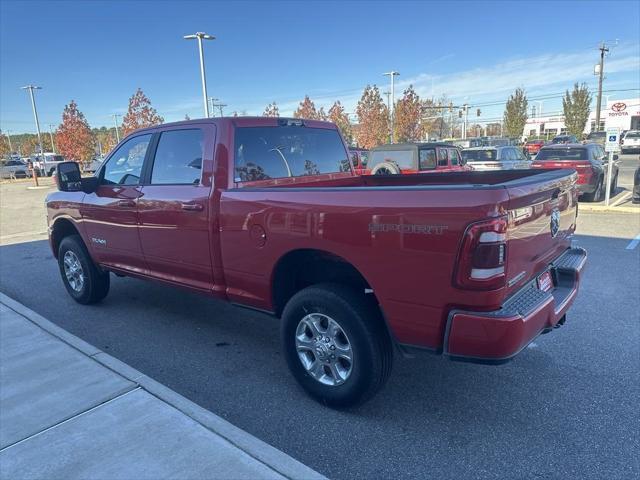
[0,293,325,480]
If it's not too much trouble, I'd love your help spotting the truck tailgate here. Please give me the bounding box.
[504,169,578,296]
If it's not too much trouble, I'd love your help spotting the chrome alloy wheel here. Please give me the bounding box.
[295,313,353,386]
[63,251,84,292]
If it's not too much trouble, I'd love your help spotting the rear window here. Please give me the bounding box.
[462,149,497,161]
[370,149,414,170]
[234,126,349,181]
[587,131,606,138]
[535,148,588,161]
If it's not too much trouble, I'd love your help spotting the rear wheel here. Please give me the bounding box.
[58,235,110,304]
[281,283,393,407]
[582,178,603,202]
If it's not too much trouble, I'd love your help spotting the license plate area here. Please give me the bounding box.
[537,270,554,292]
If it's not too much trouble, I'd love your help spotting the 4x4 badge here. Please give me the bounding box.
[550,209,560,238]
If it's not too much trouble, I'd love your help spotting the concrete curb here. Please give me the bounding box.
[0,293,326,480]
[578,204,639,214]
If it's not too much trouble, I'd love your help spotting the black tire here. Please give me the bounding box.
[281,283,393,407]
[582,178,603,202]
[611,173,618,194]
[58,235,110,304]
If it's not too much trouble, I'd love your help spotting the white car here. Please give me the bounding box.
[33,153,65,177]
[621,130,640,153]
[461,146,531,170]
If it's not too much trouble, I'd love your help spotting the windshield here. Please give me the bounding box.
[625,131,640,138]
[462,149,497,161]
[535,148,588,161]
[234,126,349,181]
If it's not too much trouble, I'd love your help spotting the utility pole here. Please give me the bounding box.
[462,104,469,140]
[383,71,400,143]
[217,103,227,117]
[184,32,216,118]
[21,85,44,161]
[48,124,56,153]
[594,42,609,132]
[208,97,219,117]
[111,114,121,143]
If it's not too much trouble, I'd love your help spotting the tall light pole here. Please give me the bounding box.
[21,85,44,160]
[48,124,56,153]
[5,130,13,153]
[184,32,216,118]
[111,114,121,143]
[594,42,609,132]
[383,71,400,143]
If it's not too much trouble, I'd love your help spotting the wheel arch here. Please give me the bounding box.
[50,217,82,258]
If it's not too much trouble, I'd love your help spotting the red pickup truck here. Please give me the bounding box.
[47,117,586,407]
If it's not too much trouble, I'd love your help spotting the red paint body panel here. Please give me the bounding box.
[46,118,585,359]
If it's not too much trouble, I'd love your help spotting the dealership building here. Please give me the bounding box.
[522,97,640,139]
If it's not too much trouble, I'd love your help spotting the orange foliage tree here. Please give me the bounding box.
[394,85,422,142]
[293,96,319,120]
[356,85,389,148]
[56,100,95,164]
[263,102,280,117]
[121,88,164,137]
[328,101,353,144]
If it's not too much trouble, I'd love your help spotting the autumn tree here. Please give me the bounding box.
[94,128,117,156]
[394,85,422,142]
[56,100,95,165]
[121,88,164,137]
[293,95,319,120]
[356,85,390,148]
[328,101,353,144]
[263,102,280,117]
[563,82,592,137]
[503,88,528,138]
[0,132,10,157]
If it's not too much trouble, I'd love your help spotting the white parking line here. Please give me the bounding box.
[626,234,640,250]
[611,191,632,207]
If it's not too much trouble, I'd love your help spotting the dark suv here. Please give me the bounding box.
[532,143,619,202]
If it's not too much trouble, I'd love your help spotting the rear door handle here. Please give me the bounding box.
[116,200,136,208]
[181,203,204,212]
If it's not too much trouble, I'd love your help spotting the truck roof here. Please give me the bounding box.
[372,142,456,151]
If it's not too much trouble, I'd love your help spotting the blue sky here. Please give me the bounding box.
[1,0,639,133]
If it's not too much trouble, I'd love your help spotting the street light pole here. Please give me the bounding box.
[383,71,400,143]
[594,42,609,132]
[48,124,56,154]
[184,32,216,118]
[112,114,121,143]
[21,85,44,161]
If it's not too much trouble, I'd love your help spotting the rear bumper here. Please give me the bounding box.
[444,247,587,364]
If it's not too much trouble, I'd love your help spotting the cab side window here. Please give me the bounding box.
[448,148,460,165]
[101,134,152,185]
[150,129,204,185]
[437,148,448,167]
[419,148,436,170]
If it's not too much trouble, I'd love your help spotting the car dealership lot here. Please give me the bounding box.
[0,177,638,479]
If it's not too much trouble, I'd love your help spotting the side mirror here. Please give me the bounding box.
[56,162,82,191]
[56,162,98,193]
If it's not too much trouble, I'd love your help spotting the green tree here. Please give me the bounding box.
[503,88,528,138]
[328,101,353,144]
[356,85,390,148]
[121,88,164,137]
[563,82,592,137]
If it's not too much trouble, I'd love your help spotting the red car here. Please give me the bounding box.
[524,139,545,156]
[532,143,619,202]
[48,117,586,407]
[364,142,470,175]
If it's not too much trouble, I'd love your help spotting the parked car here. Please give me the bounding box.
[621,130,640,153]
[47,117,586,407]
[462,146,531,170]
[348,148,369,175]
[551,134,578,144]
[532,143,619,202]
[0,158,32,179]
[85,157,104,174]
[33,153,65,176]
[524,139,545,156]
[585,131,606,145]
[366,142,468,175]
[633,166,640,204]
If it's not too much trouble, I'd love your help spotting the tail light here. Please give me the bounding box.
[454,216,508,290]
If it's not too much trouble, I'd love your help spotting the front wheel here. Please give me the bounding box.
[58,235,110,304]
[281,283,393,407]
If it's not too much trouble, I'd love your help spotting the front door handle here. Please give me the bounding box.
[181,203,204,212]
[116,200,136,208]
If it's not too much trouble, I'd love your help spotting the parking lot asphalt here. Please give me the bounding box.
[1,178,639,479]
